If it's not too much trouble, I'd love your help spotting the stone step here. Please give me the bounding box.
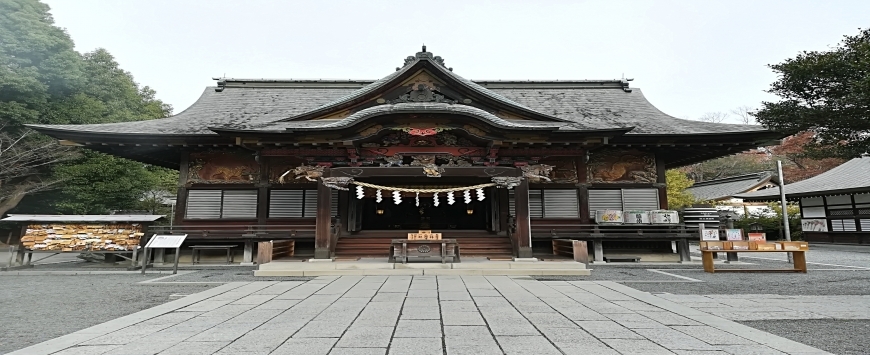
[254,268,591,276]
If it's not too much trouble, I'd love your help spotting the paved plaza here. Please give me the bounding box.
[8,276,836,355]
[3,244,869,355]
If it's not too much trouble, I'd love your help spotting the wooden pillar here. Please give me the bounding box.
[514,178,533,258]
[174,152,190,224]
[338,190,349,233]
[655,153,668,209]
[314,180,332,259]
[578,184,590,224]
[497,188,510,236]
[257,155,269,224]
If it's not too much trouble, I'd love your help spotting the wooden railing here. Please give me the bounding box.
[149,224,316,240]
[256,240,295,264]
[531,223,698,240]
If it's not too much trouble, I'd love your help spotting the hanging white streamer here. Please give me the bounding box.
[433,192,440,206]
[476,188,485,201]
[447,191,455,205]
[393,190,402,205]
[415,192,420,206]
[356,185,365,199]
[463,189,472,204]
[376,189,383,203]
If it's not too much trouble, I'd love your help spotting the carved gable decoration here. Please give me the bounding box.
[588,149,656,183]
[188,151,259,184]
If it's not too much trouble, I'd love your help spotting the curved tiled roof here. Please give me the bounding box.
[686,172,774,201]
[494,87,766,135]
[26,49,773,138]
[737,157,870,200]
[217,102,608,133]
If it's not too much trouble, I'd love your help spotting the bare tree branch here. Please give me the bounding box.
[730,106,756,125]
[698,112,729,123]
[0,126,79,216]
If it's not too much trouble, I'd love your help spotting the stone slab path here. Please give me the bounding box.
[8,276,833,355]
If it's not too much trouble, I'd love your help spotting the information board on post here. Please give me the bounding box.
[142,234,187,275]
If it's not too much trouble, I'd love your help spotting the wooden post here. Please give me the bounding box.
[257,156,269,224]
[314,179,332,259]
[577,184,590,224]
[338,190,349,233]
[514,178,533,258]
[174,152,190,224]
[497,188,510,235]
[655,153,668,209]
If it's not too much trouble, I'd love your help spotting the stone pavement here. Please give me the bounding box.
[9,276,833,355]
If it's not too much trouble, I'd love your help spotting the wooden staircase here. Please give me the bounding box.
[334,231,514,258]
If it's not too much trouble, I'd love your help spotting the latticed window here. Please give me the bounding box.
[508,189,580,218]
[587,188,660,217]
[186,189,258,219]
[268,189,338,218]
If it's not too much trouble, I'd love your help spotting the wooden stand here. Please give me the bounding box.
[389,239,460,264]
[256,240,295,264]
[551,239,589,265]
[701,250,807,273]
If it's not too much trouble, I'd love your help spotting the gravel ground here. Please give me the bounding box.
[738,319,870,355]
[0,275,216,354]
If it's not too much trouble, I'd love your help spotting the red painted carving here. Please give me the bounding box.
[408,128,438,136]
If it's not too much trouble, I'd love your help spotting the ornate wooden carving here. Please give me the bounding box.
[268,157,312,184]
[521,164,554,183]
[260,148,347,157]
[588,149,657,183]
[360,146,487,159]
[188,151,259,184]
[540,158,578,183]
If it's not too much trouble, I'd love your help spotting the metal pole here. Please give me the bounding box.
[777,160,794,263]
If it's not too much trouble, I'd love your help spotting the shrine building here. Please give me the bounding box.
[29,47,782,262]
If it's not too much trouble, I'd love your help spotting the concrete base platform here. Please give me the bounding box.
[254,257,591,276]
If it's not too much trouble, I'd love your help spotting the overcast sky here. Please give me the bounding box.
[43,0,868,123]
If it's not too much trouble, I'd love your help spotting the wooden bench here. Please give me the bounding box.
[190,245,236,264]
[389,239,460,264]
[551,239,589,263]
[701,250,807,273]
[256,240,296,264]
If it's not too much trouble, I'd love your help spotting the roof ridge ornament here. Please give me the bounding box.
[403,46,447,67]
[389,84,457,104]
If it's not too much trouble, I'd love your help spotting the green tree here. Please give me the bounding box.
[1,0,175,215]
[665,169,698,210]
[755,28,870,159]
[734,202,802,241]
[0,0,84,128]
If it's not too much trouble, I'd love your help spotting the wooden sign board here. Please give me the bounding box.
[747,233,766,242]
[700,229,721,241]
[801,219,828,232]
[408,231,442,240]
[725,229,744,241]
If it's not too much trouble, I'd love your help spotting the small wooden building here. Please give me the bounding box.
[738,156,870,244]
[29,47,782,260]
